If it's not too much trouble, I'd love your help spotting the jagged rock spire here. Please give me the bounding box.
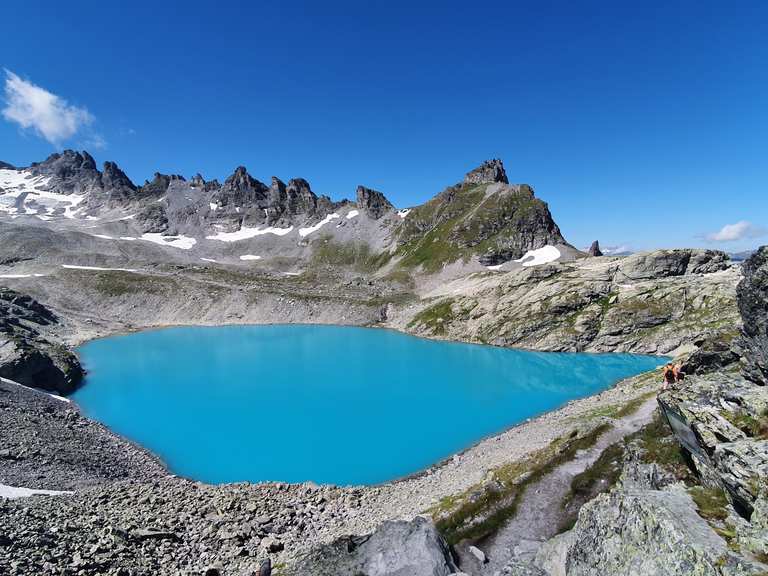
[356,185,394,220]
[463,159,508,185]
[588,240,603,257]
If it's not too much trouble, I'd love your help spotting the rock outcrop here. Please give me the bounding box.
[463,159,508,185]
[737,246,768,384]
[0,288,82,394]
[356,185,394,220]
[538,484,762,575]
[587,240,602,257]
[289,517,457,576]
[402,249,739,354]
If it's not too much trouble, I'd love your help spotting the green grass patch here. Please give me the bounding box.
[721,409,768,439]
[309,237,390,272]
[689,486,730,522]
[76,270,173,297]
[407,299,455,335]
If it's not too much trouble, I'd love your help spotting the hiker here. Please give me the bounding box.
[661,363,676,390]
[673,363,685,382]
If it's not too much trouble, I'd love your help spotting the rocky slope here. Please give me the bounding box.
[396,248,738,355]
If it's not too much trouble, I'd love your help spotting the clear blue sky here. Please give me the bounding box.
[2,0,766,252]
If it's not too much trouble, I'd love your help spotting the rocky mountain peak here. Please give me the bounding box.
[222,166,267,194]
[737,245,768,384]
[30,149,98,180]
[101,161,136,192]
[356,185,394,220]
[463,159,508,185]
[588,240,603,257]
[0,160,16,170]
[190,173,206,188]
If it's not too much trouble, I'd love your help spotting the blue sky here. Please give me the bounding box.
[1,0,766,252]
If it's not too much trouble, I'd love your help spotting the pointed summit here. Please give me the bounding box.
[356,185,394,220]
[588,240,603,257]
[463,159,508,185]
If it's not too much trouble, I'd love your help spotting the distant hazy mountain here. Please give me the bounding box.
[729,250,756,262]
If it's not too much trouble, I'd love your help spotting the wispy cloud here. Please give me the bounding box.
[2,69,98,146]
[705,220,767,242]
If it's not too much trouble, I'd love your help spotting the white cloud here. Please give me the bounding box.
[2,70,94,145]
[705,221,767,242]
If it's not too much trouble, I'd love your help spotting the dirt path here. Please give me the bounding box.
[458,396,659,574]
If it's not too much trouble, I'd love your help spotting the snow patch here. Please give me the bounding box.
[346,210,359,219]
[62,265,139,273]
[0,376,70,403]
[90,234,114,240]
[200,258,217,263]
[206,225,294,242]
[0,273,45,278]
[209,202,217,211]
[140,233,197,250]
[486,264,503,271]
[239,254,261,261]
[283,271,301,276]
[515,246,561,267]
[299,213,340,237]
[397,209,411,219]
[0,484,71,499]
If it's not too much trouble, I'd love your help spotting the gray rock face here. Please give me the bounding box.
[737,246,768,384]
[289,517,457,576]
[404,250,740,354]
[587,241,602,257]
[713,440,768,514]
[616,249,729,281]
[356,185,395,220]
[0,160,16,170]
[549,487,758,576]
[0,288,82,394]
[464,159,508,185]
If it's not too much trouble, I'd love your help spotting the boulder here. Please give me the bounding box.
[288,517,457,576]
[548,487,760,575]
[737,246,768,384]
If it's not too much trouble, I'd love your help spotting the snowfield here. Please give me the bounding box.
[0,484,71,499]
[299,213,340,237]
[140,233,197,250]
[239,255,262,261]
[515,245,561,267]
[206,225,294,242]
[0,169,87,219]
[62,265,139,273]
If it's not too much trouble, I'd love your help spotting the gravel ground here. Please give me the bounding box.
[0,367,663,575]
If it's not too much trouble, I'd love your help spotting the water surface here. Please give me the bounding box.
[74,325,663,485]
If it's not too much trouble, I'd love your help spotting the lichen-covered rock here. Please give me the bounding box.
[737,246,768,385]
[288,517,457,576]
[550,487,761,575]
[617,249,729,281]
[713,440,768,515]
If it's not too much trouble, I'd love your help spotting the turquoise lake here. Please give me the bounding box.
[73,325,664,486]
